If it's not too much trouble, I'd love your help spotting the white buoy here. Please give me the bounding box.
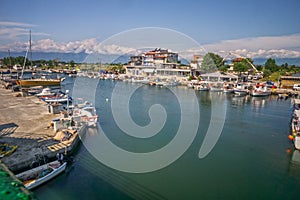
[105,98,109,102]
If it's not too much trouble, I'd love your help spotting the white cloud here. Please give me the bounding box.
[203,34,300,52]
[0,38,140,55]
[0,21,49,42]
[198,34,300,58]
[0,21,37,27]
[1,31,300,59]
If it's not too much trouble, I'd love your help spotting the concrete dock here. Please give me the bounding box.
[0,87,80,173]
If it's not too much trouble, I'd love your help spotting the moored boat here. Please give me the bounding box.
[209,82,223,92]
[43,95,72,103]
[16,78,61,87]
[223,83,235,93]
[233,83,250,96]
[194,82,209,91]
[250,84,271,97]
[73,101,98,126]
[16,160,67,190]
[36,87,55,97]
[289,100,300,150]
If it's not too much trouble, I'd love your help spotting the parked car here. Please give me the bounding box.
[293,84,300,91]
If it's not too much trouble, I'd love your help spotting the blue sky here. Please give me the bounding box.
[0,0,300,58]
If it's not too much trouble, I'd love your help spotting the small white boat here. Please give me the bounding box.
[209,82,223,92]
[223,88,234,93]
[223,83,235,93]
[36,88,55,97]
[234,83,250,96]
[16,160,67,190]
[194,83,209,91]
[251,90,271,97]
[73,101,98,126]
[250,84,271,97]
[27,86,43,95]
[131,77,150,84]
[44,96,72,103]
[290,109,300,150]
[159,79,178,87]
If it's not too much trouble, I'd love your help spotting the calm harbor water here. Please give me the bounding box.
[34,77,300,200]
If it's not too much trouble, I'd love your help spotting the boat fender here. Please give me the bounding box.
[288,135,294,141]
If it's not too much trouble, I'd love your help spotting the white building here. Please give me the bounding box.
[190,55,204,70]
[125,48,191,80]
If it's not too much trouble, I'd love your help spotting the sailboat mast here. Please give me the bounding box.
[29,30,33,68]
[8,49,11,68]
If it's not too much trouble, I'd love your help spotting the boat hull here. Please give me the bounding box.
[198,88,209,91]
[44,97,72,103]
[16,161,67,190]
[16,79,61,87]
[295,136,300,150]
[233,90,248,96]
[224,90,233,93]
[250,92,271,97]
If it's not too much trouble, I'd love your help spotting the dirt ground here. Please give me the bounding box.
[0,88,78,173]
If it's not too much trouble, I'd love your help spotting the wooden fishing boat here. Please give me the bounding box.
[16,79,61,87]
[16,160,67,190]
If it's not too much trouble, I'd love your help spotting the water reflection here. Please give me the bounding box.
[287,149,300,178]
[231,95,250,106]
[251,97,268,108]
[291,149,300,165]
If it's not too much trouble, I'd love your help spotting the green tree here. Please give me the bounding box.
[219,65,229,73]
[262,68,272,78]
[233,60,250,73]
[69,60,75,68]
[264,58,278,72]
[201,53,223,72]
[2,56,29,68]
[256,64,263,71]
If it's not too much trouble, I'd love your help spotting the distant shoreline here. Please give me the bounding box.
[1,51,300,66]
